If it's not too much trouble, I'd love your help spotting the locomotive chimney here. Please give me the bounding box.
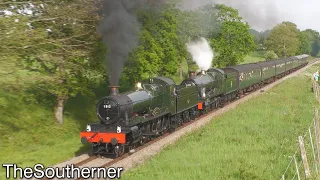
[188,71,196,78]
[109,86,120,96]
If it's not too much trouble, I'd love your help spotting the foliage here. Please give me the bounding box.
[298,31,311,54]
[1,0,104,123]
[188,62,199,72]
[120,5,186,89]
[249,29,270,51]
[211,4,256,67]
[301,29,320,56]
[265,50,279,61]
[176,5,220,41]
[265,22,301,57]
[120,3,257,86]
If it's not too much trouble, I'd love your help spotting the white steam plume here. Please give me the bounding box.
[186,37,214,71]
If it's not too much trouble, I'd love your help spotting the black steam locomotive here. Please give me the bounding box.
[80,54,309,157]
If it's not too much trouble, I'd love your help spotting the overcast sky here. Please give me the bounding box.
[179,0,320,32]
[218,0,320,32]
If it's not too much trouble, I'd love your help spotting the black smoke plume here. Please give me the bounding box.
[98,0,148,86]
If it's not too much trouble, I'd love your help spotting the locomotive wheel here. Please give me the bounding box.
[209,103,213,111]
[91,143,99,156]
[190,109,196,120]
[139,138,146,146]
[203,105,208,114]
[169,126,176,133]
[215,101,219,108]
[186,111,191,122]
[114,145,125,158]
[195,109,200,118]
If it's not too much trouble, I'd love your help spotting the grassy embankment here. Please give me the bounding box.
[0,91,99,178]
[122,63,319,179]
[0,57,101,178]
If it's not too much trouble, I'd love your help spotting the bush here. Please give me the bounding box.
[265,51,279,61]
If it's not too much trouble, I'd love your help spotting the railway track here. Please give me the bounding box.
[36,59,318,180]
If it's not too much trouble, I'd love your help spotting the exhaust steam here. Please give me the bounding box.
[186,37,214,71]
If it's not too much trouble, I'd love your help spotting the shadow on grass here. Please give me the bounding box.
[64,94,97,130]
[0,120,24,132]
[75,144,92,156]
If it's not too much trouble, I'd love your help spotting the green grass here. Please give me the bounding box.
[0,88,99,178]
[243,51,266,64]
[122,64,319,180]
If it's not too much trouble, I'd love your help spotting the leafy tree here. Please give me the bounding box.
[265,22,300,57]
[298,32,311,54]
[120,5,185,87]
[211,4,256,67]
[265,51,278,61]
[249,29,261,45]
[1,0,103,124]
[301,29,320,56]
[175,5,220,71]
[249,29,270,49]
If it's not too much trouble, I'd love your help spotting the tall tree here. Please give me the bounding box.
[1,0,103,124]
[249,29,270,48]
[120,5,185,88]
[265,21,300,57]
[211,4,256,67]
[299,32,311,54]
[301,29,320,56]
